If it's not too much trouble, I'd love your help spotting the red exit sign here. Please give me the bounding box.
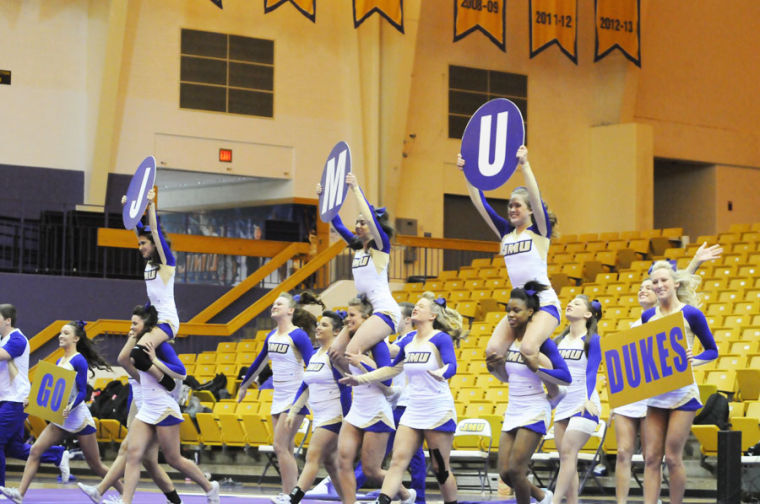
[219,148,232,162]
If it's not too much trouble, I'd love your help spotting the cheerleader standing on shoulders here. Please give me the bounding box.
[1,321,118,503]
[485,283,571,504]
[457,147,563,397]
[641,261,718,504]
[332,296,414,504]
[551,296,603,504]
[78,304,183,504]
[341,292,464,504]
[317,173,401,355]
[613,242,721,504]
[276,310,352,504]
[238,293,314,501]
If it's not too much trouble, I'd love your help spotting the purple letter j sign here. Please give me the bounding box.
[460,98,525,191]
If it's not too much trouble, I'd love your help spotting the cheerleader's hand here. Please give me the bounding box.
[142,340,157,361]
[62,404,72,419]
[339,375,360,387]
[580,400,600,418]
[456,153,465,170]
[121,195,127,206]
[316,183,323,196]
[344,351,365,369]
[485,352,506,371]
[695,242,723,264]
[427,367,447,382]
[147,188,156,201]
[686,347,694,365]
[345,172,357,188]
[516,145,528,166]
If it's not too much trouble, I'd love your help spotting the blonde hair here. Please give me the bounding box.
[420,291,468,342]
[649,260,702,307]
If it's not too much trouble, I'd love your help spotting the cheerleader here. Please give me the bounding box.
[333,296,414,504]
[641,261,718,504]
[77,304,182,504]
[0,321,118,503]
[457,147,560,378]
[0,305,70,486]
[317,173,401,355]
[276,310,352,504]
[551,296,603,504]
[485,283,571,504]
[341,292,464,504]
[238,293,314,500]
[120,329,219,504]
[121,188,180,391]
[613,242,721,504]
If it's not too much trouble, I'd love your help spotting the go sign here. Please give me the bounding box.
[460,98,525,191]
[25,360,76,424]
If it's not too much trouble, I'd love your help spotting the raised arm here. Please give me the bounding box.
[516,146,550,237]
[346,173,389,252]
[686,242,723,275]
[146,189,175,267]
[456,154,510,239]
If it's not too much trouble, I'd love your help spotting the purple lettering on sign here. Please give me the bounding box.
[122,156,157,229]
[319,141,352,222]
[460,98,525,191]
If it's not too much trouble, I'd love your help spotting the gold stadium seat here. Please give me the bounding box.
[196,352,217,365]
[218,413,248,447]
[463,402,495,418]
[736,369,760,401]
[445,279,466,291]
[240,413,272,447]
[195,413,223,446]
[180,413,202,446]
[730,416,760,452]
[216,341,236,353]
[236,340,258,353]
[691,424,718,458]
[457,386,486,402]
[178,353,196,365]
[437,270,459,281]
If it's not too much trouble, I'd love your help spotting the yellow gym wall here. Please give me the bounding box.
[1,0,759,237]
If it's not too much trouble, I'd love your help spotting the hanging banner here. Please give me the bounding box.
[264,0,316,22]
[601,312,693,409]
[353,0,404,33]
[529,0,578,64]
[453,0,506,52]
[594,0,641,67]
